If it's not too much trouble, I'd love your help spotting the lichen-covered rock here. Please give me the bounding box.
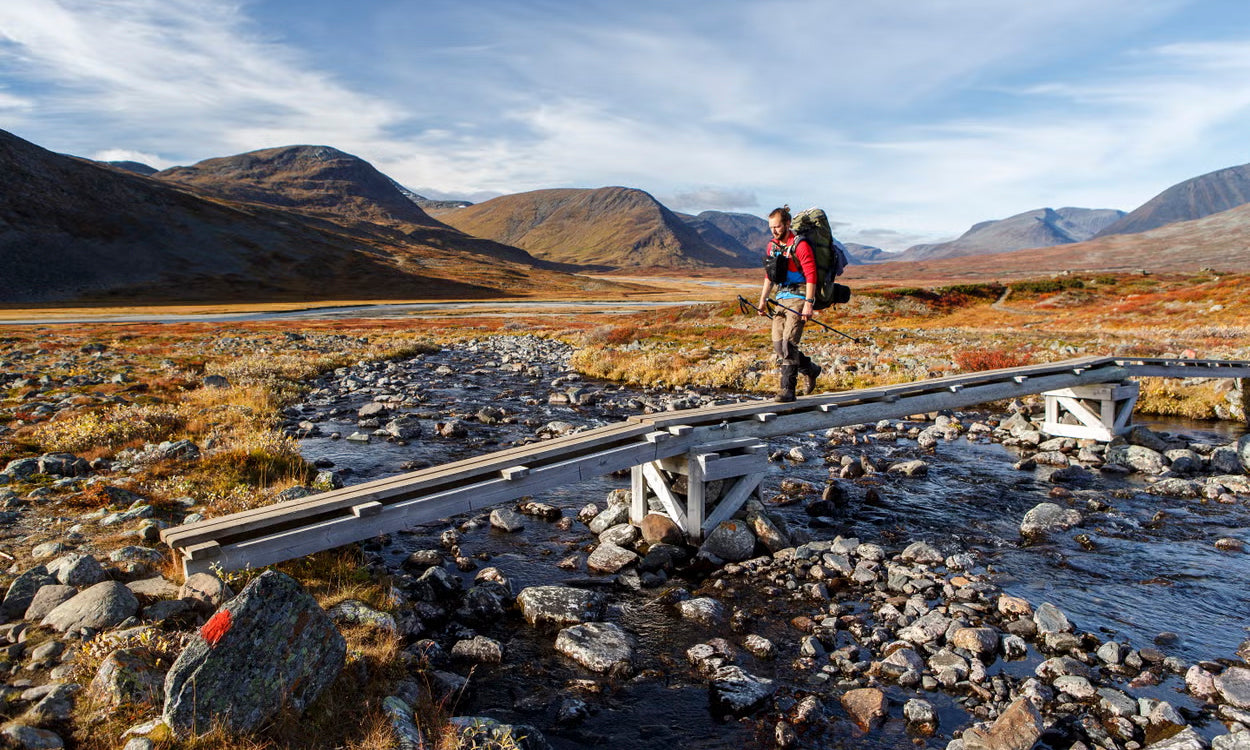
[162,571,346,737]
[89,648,165,708]
[840,687,888,730]
[960,697,1042,750]
[46,553,108,587]
[516,586,605,627]
[554,622,635,675]
[41,581,139,633]
[709,665,775,716]
[1020,503,1082,540]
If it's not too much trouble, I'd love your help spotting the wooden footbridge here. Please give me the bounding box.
[162,356,1250,576]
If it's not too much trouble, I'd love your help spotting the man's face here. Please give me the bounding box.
[769,217,787,240]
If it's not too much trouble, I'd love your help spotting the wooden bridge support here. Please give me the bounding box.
[1041,381,1140,441]
[630,438,768,542]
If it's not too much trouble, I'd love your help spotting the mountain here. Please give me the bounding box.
[155,146,447,231]
[843,242,892,264]
[1095,162,1250,237]
[106,160,158,176]
[855,200,1250,282]
[390,181,473,211]
[437,187,756,269]
[893,207,1125,262]
[0,130,625,304]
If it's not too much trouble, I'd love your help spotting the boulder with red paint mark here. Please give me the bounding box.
[162,570,345,737]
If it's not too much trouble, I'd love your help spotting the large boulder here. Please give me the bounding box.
[89,648,166,708]
[961,697,1043,750]
[162,571,346,737]
[41,581,139,633]
[2,566,56,619]
[1106,444,1167,475]
[1238,435,1250,473]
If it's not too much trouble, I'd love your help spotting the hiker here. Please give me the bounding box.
[757,205,822,402]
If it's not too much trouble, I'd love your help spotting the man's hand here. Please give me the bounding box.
[757,297,769,316]
[802,300,815,320]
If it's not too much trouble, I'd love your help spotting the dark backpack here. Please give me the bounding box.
[791,207,851,309]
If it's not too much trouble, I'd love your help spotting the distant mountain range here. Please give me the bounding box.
[5,125,1250,305]
[434,187,757,269]
[893,207,1125,262]
[0,131,625,304]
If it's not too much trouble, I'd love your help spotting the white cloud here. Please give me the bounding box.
[90,148,172,169]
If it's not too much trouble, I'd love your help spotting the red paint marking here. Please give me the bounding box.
[200,610,232,646]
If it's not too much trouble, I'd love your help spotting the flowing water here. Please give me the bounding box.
[295,345,1249,748]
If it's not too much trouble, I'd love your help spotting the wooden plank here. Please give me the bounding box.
[630,465,647,525]
[163,422,656,548]
[641,463,687,530]
[184,541,221,561]
[701,473,764,535]
[351,502,382,518]
[1054,396,1108,431]
[686,447,706,543]
[1040,421,1113,441]
[501,466,530,480]
[698,452,769,482]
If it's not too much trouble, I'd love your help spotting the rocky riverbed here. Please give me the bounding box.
[1,334,1249,749]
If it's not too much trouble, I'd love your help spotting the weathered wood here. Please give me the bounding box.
[698,451,768,482]
[686,447,707,543]
[701,473,765,536]
[641,463,687,530]
[630,465,647,525]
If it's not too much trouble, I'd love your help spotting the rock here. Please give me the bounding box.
[1186,664,1218,701]
[126,576,182,599]
[1106,444,1167,474]
[1237,435,1250,473]
[746,509,790,554]
[448,716,551,750]
[709,665,775,716]
[1128,426,1171,453]
[1211,447,1244,475]
[1216,667,1250,709]
[327,599,398,633]
[489,508,526,532]
[641,513,683,544]
[950,627,999,657]
[701,520,757,563]
[162,571,346,737]
[382,696,426,750]
[2,566,56,619]
[24,585,77,621]
[46,552,108,586]
[1146,727,1209,750]
[743,634,775,659]
[900,541,944,564]
[898,611,951,645]
[37,453,90,477]
[20,684,79,724]
[1036,655,1092,680]
[888,459,930,477]
[599,523,640,547]
[384,416,421,440]
[554,621,635,675]
[587,504,630,535]
[677,597,726,626]
[840,687,888,730]
[41,580,139,632]
[1,725,64,749]
[179,572,233,613]
[1034,602,1073,634]
[1149,478,1202,498]
[904,698,938,734]
[1212,731,1250,750]
[516,586,605,626]
[89,648,165,707]
[586,542,638,573]
[961,697,1043,750]
[1020,502,1082,539]
[1053,675,1096,700]
[358,402,389,420]
[451,635,504,664]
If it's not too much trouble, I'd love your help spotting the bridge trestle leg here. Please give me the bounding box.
[631,438,769,542]
[1041,381,1140,442]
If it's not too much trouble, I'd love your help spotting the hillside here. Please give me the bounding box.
[0,130,631,305]
[1095,162,1250,237]
[437,187,756,269]
[852,200,1250,283]
[894,207,1124,262]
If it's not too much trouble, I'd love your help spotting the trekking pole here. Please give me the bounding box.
[765,298,867,344]
[736,295,774,318]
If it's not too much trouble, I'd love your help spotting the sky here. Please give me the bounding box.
[2,0,1250,251]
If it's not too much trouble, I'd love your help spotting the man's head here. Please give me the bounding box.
[768,205,792,241]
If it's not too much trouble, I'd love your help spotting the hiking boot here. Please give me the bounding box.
[776,365,797,403]
[801,362,822,395]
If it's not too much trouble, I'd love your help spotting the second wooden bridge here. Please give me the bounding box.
[162,355,1250,576]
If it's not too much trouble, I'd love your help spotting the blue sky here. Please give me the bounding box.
[2,0,1249,250]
